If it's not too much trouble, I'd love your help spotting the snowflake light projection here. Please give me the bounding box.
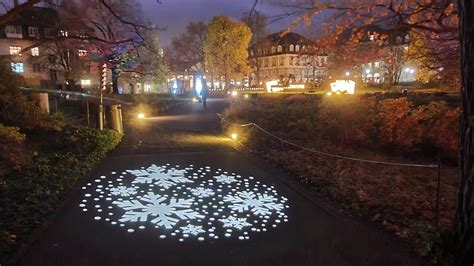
[80,164,289,242]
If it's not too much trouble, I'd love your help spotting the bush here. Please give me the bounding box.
[0,126,122,265]
[0,61,59,131]
[0,124,31,176]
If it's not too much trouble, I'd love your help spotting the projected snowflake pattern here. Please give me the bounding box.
[80,164,289,242]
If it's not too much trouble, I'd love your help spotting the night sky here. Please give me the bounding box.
[138,0,292,46]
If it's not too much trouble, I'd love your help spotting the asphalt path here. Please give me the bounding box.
[18,98,427,266]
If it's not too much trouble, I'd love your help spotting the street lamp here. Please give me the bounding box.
[345,71,350,77]
[365,69,371,74]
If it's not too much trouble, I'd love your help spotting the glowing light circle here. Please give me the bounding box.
[80,164,290,242]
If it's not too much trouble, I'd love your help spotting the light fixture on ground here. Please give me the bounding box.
[231,133,238,140]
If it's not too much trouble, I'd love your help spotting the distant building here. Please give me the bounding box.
[342,25,415,84]
[0,6,99,90]
[248,32,328,86]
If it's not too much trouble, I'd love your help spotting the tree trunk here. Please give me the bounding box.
[456,0,474,265]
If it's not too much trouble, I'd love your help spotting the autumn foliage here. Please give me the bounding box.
[223,94,459,258]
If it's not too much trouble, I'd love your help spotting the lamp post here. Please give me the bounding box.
[98,63,107,130]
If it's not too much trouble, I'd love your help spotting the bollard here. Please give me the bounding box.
[31,93,50,113]
[109,104,124,134]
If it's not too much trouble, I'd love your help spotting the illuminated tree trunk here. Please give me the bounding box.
[456,0,474,264]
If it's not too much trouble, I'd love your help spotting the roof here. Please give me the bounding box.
[263,32,314,46]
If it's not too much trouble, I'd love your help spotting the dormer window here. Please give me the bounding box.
[5,25,22,38]
[369,34,375,41]
[295,45,300,52]
[271,46,276,53]
[277,45,282,53]
[289,44,294,52]
[405,34,410,42]
[28,27,39,37]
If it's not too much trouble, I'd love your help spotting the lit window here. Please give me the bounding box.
[60,30,68,37]
[144,84,151,93]
[277,45,282,53]
[369,34,375,41]
[289,44,294,52]
[374,61,380,68]
[31,47,39,56]
[81,79,91,86]
[271,46,276,53]
[78,49,87,57]
[11,62,24,73]
[9,46,21,55]
[295,45,300,52]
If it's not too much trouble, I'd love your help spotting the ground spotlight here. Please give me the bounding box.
[231,133,238,140]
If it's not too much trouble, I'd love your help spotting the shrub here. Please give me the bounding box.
[0,124,31,176]
[0,61,59,131]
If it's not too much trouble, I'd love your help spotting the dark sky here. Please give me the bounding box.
[138,0,292,46]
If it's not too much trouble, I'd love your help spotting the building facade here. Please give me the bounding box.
[249,32,328,86]
[0,7,100,90]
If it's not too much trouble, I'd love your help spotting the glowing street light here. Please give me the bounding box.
[345,71,350,77]
[137,113,145,119]
[231,133,238,140]
[231,90,238,97]
[365,69,371,74]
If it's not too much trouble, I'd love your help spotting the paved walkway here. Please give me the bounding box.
[19,98,427,266]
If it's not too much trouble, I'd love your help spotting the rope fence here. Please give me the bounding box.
[217,113,443,226]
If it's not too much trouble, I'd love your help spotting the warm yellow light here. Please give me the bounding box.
[192,97,199,102]
[244,94,249,98]
[137,113,145,119]
[326,91,332,96]
[231,91,238,97]
[231,133,238,140]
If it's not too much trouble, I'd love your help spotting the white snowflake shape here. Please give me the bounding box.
[109,186,137,197]
[214,174,238,184]
[181,224,205,236]
[190,187,215,198]
[224,191,284,216]
[219,216,252,230]
[127,164,192,189]
[113,192,204,229]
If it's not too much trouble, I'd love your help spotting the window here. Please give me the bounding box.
[44,28,53,38]
[271,46,276,53]
[11,62,24,73]
[31,47,39,56]
[264,58,269,67]
[271,57,276,67]
[277,45,282,53]
[295,45,300,52]
[81,79,91,86]
[28,27,39,37]
[78,49,87,57]
[144,84,151,93]
[9,46,21,55]
[289,44,294,52]
[32,63,41,73]
[279,57,284,66]
[369,34,375,41]
[258,49,262,56]
[405,34,410,42]
[374,61,380,68]
[59,30,68,37]
[5,25,22,38]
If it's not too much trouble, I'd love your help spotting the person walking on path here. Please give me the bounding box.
[200,83,209,108]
